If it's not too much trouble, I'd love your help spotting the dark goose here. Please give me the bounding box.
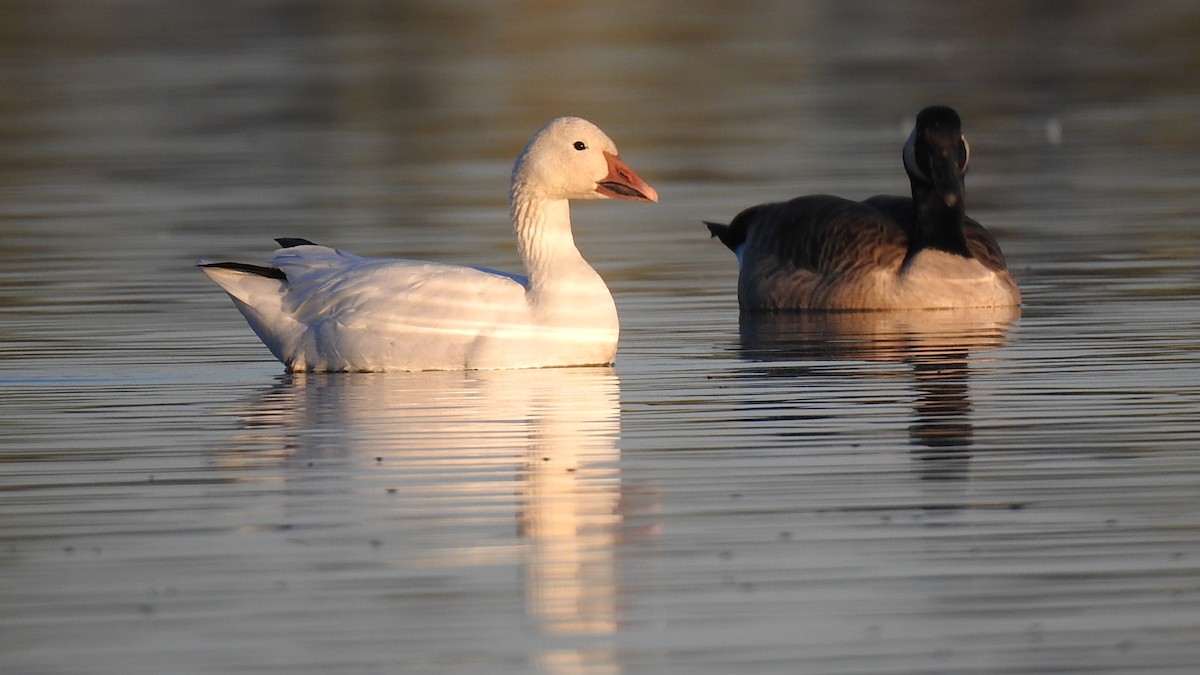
[707,106,1020,311]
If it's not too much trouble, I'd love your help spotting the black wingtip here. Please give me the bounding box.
[275,237,318,248]
[198,261,287,280]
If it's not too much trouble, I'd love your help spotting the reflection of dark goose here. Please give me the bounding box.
[739,307,1019,479]
[707,106,1020,311]
[738,307,1019,362]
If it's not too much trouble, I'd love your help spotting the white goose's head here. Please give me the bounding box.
[512,117,658,203]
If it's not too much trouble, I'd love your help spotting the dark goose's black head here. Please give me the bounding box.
[901,106,974,259]
[903,105,970,209]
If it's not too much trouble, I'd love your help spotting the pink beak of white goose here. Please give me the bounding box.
[596,151,658,203]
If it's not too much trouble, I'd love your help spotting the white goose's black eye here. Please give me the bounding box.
[573,141,587,151]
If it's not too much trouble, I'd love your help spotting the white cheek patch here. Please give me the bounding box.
[902,126,927,183]
[734,242,745,269]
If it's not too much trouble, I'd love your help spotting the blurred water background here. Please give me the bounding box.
[2,1,1199,673]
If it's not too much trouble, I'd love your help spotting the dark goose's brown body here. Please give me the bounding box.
[707,106,1020,311]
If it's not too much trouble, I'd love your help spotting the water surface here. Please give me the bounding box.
[2,2,1199,673]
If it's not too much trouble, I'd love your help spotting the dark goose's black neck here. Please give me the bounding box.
[902,105,974,266]
[908,180,972,259]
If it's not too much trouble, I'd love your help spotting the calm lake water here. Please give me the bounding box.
[3,1,1199,673]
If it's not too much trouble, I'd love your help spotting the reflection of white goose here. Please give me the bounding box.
[228,367,626,645]
[200,117,657,372]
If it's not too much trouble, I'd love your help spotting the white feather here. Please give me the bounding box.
[201,117,656,372]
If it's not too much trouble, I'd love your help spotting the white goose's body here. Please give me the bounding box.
[200,117,656,372]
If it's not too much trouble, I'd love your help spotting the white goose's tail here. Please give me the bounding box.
[198,260,299,364]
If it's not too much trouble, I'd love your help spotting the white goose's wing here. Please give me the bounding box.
[268,244,532,370]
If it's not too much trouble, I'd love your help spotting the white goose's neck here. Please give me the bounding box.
[508,184,617,344]
[510,185,594,292]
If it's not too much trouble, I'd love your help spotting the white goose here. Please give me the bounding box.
[199,117,658,372]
